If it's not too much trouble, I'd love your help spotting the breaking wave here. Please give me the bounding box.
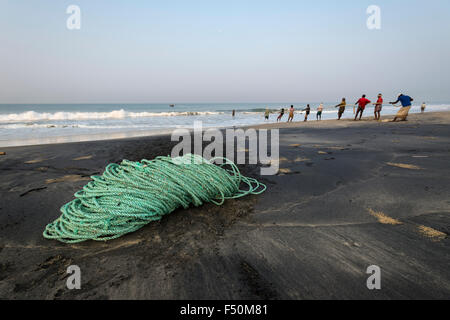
[0,109,224,123]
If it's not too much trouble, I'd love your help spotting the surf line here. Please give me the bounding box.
[180,304,215,318]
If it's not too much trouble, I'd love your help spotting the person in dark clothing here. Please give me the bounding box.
[277,108,285,122]
[303,104,311,122]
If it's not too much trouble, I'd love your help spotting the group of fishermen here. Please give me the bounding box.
[267,93,422,123]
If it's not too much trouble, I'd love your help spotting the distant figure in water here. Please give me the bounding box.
[335,98,346,120]
[303,104,311,122]
[232,110,236,117]
[277,108,285,122]
[264,108,270,121]
[390,94,414,121]
[354,94,371,121]
[317,103,324,120]
[374,93,383,121]
[421,102,426,113]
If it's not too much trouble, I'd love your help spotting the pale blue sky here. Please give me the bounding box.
[1,0,449,103]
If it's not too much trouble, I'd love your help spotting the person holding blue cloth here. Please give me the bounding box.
[390,93,414,121]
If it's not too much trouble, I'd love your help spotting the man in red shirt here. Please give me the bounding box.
[354,94,371,120]
[374,93,383,121]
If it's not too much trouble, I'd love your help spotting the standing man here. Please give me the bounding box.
[354,95,371,121]
[317,103,324,121]
[374,94,383,121]
[335,98,347,120]
[303,104,311,122]
[390,94,414,121]
[264,107,270,121]
[421,102,426,113]
[287,105,295,122]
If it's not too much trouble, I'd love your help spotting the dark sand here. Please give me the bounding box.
[0,112,449,299]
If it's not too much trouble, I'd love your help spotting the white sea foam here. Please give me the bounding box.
[0,109,224,123]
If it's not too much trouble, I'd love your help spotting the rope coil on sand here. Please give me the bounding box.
[43,154,266,243]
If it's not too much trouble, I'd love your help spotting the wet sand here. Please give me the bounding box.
[1,112,449,299]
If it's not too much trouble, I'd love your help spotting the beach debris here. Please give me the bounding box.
[417,225,447,242]
[318,151,328,155]
[386,162,422,170]
[277,168,300,175]
[45,175,91,184]
[289,144,301,147]
[43,154,266,243]
[0,152,6,156]
[368,209,402,225]
[25,158,47,164]
[73,155,93,161]
[294,157,310,162]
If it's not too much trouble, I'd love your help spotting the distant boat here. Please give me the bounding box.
[169,104,175,108]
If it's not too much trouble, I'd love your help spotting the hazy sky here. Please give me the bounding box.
[1,0,450,103]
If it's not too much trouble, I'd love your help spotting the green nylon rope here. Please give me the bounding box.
[43,154,266,243]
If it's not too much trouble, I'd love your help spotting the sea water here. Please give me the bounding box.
[1,103,449,147]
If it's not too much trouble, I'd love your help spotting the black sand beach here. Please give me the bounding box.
[1,112,449,299]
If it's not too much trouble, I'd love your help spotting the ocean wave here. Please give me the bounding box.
[0,109,224,123]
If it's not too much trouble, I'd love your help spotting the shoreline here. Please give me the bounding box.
[1,111,449,299]
[1,111,448,149]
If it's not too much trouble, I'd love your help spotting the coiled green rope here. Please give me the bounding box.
[43,154,266,243]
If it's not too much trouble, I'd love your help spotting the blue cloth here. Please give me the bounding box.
[397,95,412,107]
